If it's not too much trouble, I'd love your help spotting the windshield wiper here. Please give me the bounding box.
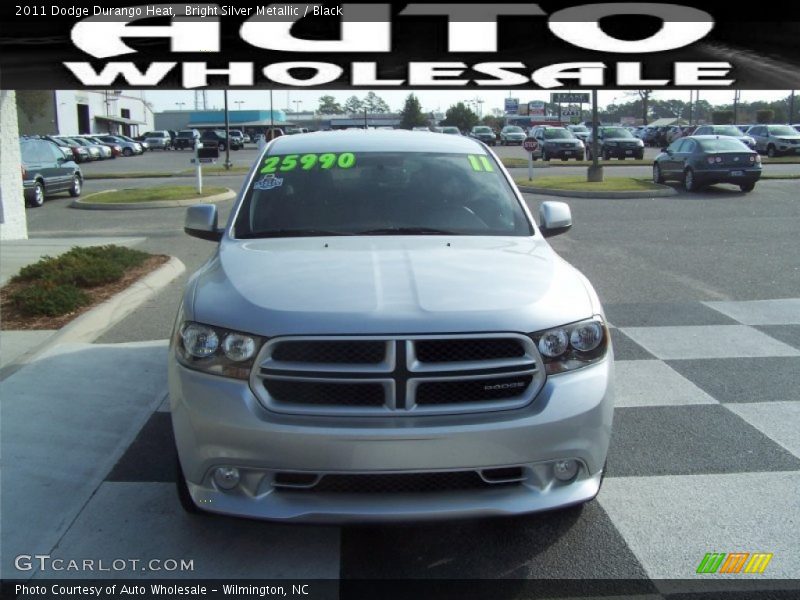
[357,227,459,236]
[239,229,354,238]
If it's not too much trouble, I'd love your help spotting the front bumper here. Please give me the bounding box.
[604,146,643,158]
[544,145,584,159]
[170,353,614,522]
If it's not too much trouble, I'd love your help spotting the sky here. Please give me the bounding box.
[143,89,795,116]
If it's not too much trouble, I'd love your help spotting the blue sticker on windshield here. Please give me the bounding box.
[254,175,284,191]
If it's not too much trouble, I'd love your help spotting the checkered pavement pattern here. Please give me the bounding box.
[37,299,800,593]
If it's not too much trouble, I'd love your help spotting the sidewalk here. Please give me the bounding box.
[1,237,148,372]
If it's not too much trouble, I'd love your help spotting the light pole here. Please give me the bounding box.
[175,102,185,111]
[292,100,302,115]
[587,89,603,182]
[234,100,244,111]
[224,89,231,170]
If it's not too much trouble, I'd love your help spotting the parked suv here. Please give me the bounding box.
[20,138,83,207]
[586,127,645,160]
[174,129,201,150]
[746,124,800,157]
[529,126,585,161]
[499,125,526,145]
[143,130,173,150]
[201,130,243,151]
[170,130,613,522]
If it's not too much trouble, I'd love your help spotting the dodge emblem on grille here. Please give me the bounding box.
[484,382,526,391]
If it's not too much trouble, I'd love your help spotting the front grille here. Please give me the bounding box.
[264,380,385,407]
[254,334,545,416]
[415,338,525,363]
[271,340,385,364]
[292,471,502,494]
[416,375,533,405]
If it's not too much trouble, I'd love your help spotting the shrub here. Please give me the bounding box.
[11,280,90,317]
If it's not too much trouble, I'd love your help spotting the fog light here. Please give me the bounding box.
[553,460,579,482]
[213,466,240,490]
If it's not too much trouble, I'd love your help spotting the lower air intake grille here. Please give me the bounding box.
[264,380,385,407]
[307,472,501,494]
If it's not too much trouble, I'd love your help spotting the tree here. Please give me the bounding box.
[481,115,504,131]
[637,90,652,125]
[440,102,479,132]
[343,95,363,114]
[16,90,51,123]
[712,110,734,125]
[756,109,774,124]
[317,95,342,115]
[399,94,427,129]
[363,91,391,114]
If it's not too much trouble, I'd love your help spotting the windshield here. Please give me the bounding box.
[544,129,574,140]
[569,126,589,132]
[712,126,742,136]
[768,126,797,136]
[442,127,460,134]
[503,126,523,133]
[473,127,492,133]
[601,128,634,138]
[698,138,750,152]
[177,131,194,137]
[233,151,532,238]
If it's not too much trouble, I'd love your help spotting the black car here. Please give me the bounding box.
[20,138,83,207]
[468,126,497,146]
[653,135,761,192]
[586,127,645,160]
[174,129,200,150]
[529,126,585,161]
[200,130,243,151]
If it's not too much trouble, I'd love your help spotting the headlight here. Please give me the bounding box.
[175,321,264,380]
[531,317,608,375]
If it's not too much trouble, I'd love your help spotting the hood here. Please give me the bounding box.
[189,236,595,337]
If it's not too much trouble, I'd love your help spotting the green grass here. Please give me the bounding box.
[87,186,228,204]
[501,158,651,168]
[9,245,151,317]
[514,175,665,192]
[183,166,251,175]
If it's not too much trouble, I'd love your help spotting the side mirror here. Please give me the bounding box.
[539,201,572,238]
[185,204,223,242]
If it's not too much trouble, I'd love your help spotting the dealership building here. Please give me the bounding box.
[16,90,154,138]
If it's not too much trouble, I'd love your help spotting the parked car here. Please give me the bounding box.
[174,129,201,150]
[440,126,461,135]
[792,124,800,133]
[653,135,761,192]
[412,126,431,132]
[586,127,645,160]
[142,130,173,150]
[200,129,243,151]
[83,135,122,158]
[666,126,685,144]
[83,137,115,159]
[20,138,83,207]
[229,129,245,145]
[745,124,800,157]
[243,133,252,143]
[171,130,613,522]
[467,125,497,146]
[566,124,590,143]
[692,125,755,150]
[529,126,585,161]
[94,134,142,156]
[498,125,526,145]
[61,136,102,160]
[43,135,90,163]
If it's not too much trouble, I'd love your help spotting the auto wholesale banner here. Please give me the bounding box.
[1,2,799,90]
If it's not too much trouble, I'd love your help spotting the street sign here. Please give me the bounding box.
[523,137,539,153]
[528,100,545,116]
[561,107,581,118]
[504,97,519,115]
[551,93,590,104]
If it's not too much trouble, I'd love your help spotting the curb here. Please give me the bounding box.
[0,257,185,376]
[71,188,235,210]
[516,184,678,199]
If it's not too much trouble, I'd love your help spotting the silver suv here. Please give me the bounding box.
[170,131,613,522]
[746,124,800,157]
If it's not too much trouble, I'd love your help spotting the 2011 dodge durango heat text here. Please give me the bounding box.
[169,130,613,522]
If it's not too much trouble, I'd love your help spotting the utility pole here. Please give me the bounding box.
[733,89,741,124]
[224,89,231,170]
[588,90,603,182]
[364,107,368,129]
[790,90,796,124]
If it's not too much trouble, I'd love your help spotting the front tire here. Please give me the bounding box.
[767,145,777,158]
[218,142,226,151]
[68,174,82,197]
[653,163,664,184]
[602,149,610,161]
[684,168,699,192]
[740,182,756,193]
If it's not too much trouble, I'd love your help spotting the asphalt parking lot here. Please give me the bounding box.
[5,163,800,591]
